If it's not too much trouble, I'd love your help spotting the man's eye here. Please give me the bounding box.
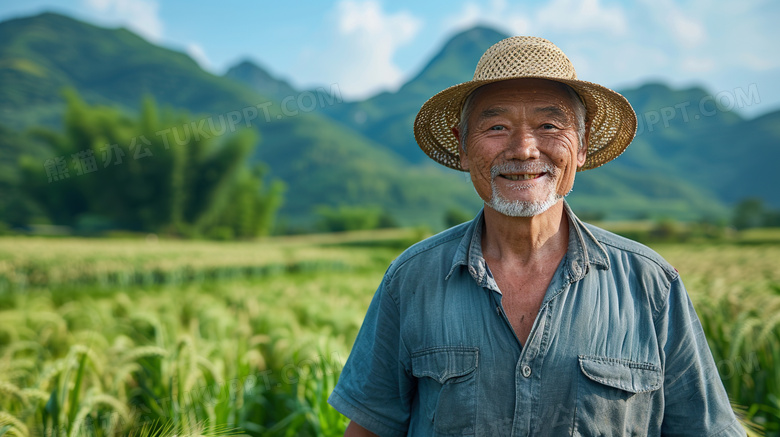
[489,125,505,131]
[542,123,558,130]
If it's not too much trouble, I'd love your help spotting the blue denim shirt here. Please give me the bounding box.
[329,202,745,436]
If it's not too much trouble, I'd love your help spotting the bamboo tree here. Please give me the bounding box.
[18,89,283,238]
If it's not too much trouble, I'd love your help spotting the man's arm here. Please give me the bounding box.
[344,421,379,437]
[328,274,414,436]
[658,277,746,435]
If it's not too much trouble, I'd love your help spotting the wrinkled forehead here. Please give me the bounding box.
[469,78,578,110]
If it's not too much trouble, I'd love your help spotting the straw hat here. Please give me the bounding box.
[414,36,637,171]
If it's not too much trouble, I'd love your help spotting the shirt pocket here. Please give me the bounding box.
[574,355,662,437]
[411,346,478,436]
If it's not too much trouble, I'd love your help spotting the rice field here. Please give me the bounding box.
[0,230,778,436]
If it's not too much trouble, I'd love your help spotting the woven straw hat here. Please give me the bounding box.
[414,36,637,171]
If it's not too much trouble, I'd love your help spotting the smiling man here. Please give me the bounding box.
[328,37,745,436]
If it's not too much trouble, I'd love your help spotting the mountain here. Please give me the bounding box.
[224,60,298,102]
[1,12,778,229]
[0,12,254,128]
[612,83,780,211]
[313,28,780,216]
[319,26,508,164]
[0,12,481,230]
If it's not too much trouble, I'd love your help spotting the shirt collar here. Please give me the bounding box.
[445,200,610,285]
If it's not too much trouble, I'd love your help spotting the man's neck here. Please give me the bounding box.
[481,200,569,268]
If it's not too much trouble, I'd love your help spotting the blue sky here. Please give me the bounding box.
[1,0,779,116]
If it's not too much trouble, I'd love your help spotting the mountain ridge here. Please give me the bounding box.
[224,60,298,102]
[0,12,482,230]
[1,12,778,230]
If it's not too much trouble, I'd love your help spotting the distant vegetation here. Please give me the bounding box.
[0,87,776,238]
[0,231,777,435]
[1,13,778,231]
[733,198,780,230]
[314,206,397,233]
[3,90,283,239]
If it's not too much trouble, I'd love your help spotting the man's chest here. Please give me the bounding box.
[399,270,665,436]
[496,270,549,344]
[491,266,554,347]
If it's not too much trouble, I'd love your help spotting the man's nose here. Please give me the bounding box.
[506,130,541,161]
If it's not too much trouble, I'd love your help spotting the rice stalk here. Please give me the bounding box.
[730,317,763,362]
[0,411,29,437]
[121,346,169,363]
[65,348,89,436]
[20,387,51,404]
[0,380,25,404]
[1,341,44,361]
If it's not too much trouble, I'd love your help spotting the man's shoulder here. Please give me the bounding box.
[385,221,470,279]
[582,222,679,283]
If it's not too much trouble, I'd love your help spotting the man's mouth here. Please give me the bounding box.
[501,173,544,181]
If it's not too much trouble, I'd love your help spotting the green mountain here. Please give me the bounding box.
[302,27,779,216]
[0,12,251,129]
[318,26,508,164]
[1,12,778,230]
[0,12,481,230]
[224,60,298,102]
[614,83,780,210]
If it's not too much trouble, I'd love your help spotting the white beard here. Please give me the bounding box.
[486,162,567,217]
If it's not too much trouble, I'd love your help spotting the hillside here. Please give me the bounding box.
[0,12,481,230]
[304,27,779,214]
[1,12,778,230]
[224,60,298,102]
[318,26,508,164]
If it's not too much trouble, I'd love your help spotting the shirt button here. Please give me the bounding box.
[522,365,532,378]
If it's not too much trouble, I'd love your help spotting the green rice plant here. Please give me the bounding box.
[0,231,405,292]
[0,233,776,435]
[0,411,29,437]
[657,243,780,434]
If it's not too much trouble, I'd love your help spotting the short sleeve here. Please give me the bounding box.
[657,277,747,436]
[328,274,414,437]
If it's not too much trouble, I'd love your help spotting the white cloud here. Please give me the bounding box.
[634,0,780,74]
[740,53,778,71]
[444,3,482,32]
[308,0,422,99]
[186,43,211,71]
[82,0,163,42]
[681,57,716,73]
[443,2,531,36]
[443,0,625,38]
[641,0,706,49]
[536,0,628,36]
[669,15,706,49]
[438,0,629,85]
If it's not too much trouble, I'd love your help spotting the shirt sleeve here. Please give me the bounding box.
[657,277,747,436]
[328,273,414,437]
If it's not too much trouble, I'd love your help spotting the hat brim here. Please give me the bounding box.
[413,76,638,171]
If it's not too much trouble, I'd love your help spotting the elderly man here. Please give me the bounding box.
[328,37,745,436]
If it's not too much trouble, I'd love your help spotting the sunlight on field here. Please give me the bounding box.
[0,231,777,436]
[0,229,420,292]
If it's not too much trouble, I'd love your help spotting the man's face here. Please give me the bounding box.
[457,79,588,217]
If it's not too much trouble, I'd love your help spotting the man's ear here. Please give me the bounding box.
[576,120,591,168]
[451,126,461,147]
[452,126,470,171]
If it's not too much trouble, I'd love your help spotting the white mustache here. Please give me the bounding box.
[490,162,558,180]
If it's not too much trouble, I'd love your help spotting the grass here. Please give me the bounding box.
[0,229,778,435]
[654,242,780,434]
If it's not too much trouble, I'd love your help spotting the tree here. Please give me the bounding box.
[443,208,473,228]
[207,164,285,239]
[316,206,384,232]
[732,198,767,230]
[18,89,283,237]
[0,124,50,228]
